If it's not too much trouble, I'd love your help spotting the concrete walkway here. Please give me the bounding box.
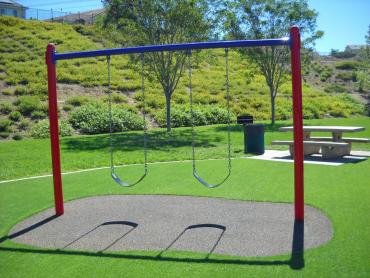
[248,150,370,166]
[9,195,332,257]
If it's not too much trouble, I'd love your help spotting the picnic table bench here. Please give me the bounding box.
[272,126,370,159]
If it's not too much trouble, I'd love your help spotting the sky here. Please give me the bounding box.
[16,0,370,53]
[308,0,369,53]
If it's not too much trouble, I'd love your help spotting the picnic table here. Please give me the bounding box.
[272,126,369,159]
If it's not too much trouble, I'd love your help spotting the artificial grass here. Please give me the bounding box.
[0,156,369,277]
[0,117,369,181]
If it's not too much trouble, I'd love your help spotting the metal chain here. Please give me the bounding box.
[188,50,196,172]
[225,48,232,173]
[189,48,232,186]
[107,55,114,171]
[141,53,148,174]
[108,54,147,186]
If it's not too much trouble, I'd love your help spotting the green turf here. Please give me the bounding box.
[1,155,370,277]
[0,117,369,181]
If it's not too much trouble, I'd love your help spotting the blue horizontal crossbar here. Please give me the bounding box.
[54,37,290,62]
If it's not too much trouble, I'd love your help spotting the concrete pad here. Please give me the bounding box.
[248,150,370,166]
[8,195,332,257]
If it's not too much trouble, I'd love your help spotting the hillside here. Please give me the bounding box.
[0,16,365,140]
[304,53,369,105]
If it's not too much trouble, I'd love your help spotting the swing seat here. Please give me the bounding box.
[193,170,230,188]
[111,172,130,187]
[111,170,147,187]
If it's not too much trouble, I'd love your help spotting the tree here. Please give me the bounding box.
[223,0,323,124]
[366,24,370,62]
[103,0,210,131]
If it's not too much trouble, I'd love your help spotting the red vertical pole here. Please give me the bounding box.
[290,26,304,221]
[46,43,64,216]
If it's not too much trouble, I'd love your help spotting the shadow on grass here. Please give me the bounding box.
[0,214,304,270]
[61,128,224,152]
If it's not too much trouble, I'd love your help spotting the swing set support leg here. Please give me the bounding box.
[290,26,304,222]
[46,43,64,216]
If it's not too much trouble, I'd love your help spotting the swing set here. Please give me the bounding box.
[45,26,304,221]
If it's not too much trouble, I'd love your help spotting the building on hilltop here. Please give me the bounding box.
[0,0,27,18]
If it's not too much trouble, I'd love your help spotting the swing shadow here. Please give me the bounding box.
[62,221,138,252]
[157,223,226,259]
[0,215,304,270]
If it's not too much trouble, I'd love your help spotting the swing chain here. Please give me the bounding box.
[225,48,232,173]
[107,55,114,171]
[187,50,196,172]
[107,54,147,187]
[141,53,148,174]
[188,49,232,188]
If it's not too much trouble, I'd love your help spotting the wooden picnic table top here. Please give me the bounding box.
[279,126,365,133]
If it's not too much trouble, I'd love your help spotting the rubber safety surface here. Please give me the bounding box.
[9,195,332,257]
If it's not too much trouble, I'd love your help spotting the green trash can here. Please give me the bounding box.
[244,124,265,154]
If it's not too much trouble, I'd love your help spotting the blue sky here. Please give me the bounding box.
[17,0,369,53]
[308,0,369,53]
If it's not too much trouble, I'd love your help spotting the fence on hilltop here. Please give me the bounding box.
[24,7,104,25]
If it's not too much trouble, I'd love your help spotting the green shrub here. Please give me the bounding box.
[336,71,357,82]
[38,103,49,113]
[302,103,322,119]
[274,105,291,120]
[116,103,138,113]
[30,120,74,138]
[63,104,73,111]
[0,131,11,138]
[356,70,369,93]
[12,133,23,140]
[14,96,40,116]
[26,83,48,95]
[324,84,348,93]
[154,104,235,128]
[319,68,333,82]
[335,61,360,70]
[66,96,91,106]
[19,118,30,130]
[14,86,27,96]
[366,102,370,116]
[1,88,13,95]
[69,102,143,134]
[103,93,127,104]
[9,110,21,121]
[30,110,46,120]
[312,63,323,74]
[0,119,11,131]
[0,103,13,114]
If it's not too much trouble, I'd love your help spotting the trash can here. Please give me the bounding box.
[237,115,265,155]
[245,124,264,154]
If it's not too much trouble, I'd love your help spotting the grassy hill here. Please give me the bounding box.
[0,16,365,140]
[304,54,369,105]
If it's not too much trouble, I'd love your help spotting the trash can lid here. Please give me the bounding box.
[237,115,253,124]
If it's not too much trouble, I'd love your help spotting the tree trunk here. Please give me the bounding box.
[269,87,276,125]
[165,93,171,132]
